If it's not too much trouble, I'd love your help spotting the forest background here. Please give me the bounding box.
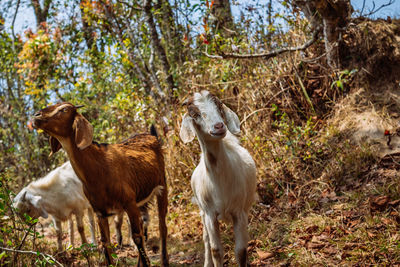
[1,0,400,266]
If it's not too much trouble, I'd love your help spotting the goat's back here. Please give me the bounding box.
[26,162,90,220]
[78,134,165,215]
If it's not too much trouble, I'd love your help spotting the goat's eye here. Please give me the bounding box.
[189,111,199,119]
[62,108,68,112]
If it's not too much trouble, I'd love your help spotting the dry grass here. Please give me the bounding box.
[5,18,400,266]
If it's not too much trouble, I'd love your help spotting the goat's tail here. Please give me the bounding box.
[137,185,164,207]
[150,124,164,146]
[150,124,158,138]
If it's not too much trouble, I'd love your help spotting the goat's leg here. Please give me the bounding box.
[68,217,75,247]
[54,219,63,252]
[233,212,250,267]
[68,217,74,247]
[75,212,88,245]
[97,216,113,266]
[201,211,213,267]
[114,212,124,247]
[126,215,134,246]
[87,208,98,246]
[140,206,150,242]
[157,187,169,267]
[204,213,223,267]
[125,202,150,267]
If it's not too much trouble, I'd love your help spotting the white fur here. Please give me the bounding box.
[180,91,257,267]
[13,161,97,251]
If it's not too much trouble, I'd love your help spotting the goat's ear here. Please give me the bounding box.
[73,113,93,150]
[49,136,62,157]
[179,113,195,143]
[223,105,241,134]
[27,193,49,219]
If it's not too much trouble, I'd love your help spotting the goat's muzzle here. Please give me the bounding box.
[30,116,45,130]
[210,122,227,138]
[30,110,43,129]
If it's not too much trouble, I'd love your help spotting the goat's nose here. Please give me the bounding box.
[214,122,224,130]
[34,111,41,117]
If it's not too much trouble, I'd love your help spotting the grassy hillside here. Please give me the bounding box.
[2,16,400,266]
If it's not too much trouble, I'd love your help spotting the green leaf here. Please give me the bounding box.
[336,80,343,90]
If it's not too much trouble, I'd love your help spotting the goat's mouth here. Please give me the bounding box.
[210,129,227,138]
[30,117,47,129]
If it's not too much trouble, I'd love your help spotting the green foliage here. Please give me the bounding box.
[0,172,48,266]
[1,0,396,265]
[271,104,318,162]
[331,69,358,91]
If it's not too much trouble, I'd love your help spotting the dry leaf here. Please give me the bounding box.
[370,195,390,211]
[388,199,400,206]
[323,246,337,255]
[306,225,319,233]
[256,250,274,260]
[307,242,325,249]
[367,231,376,238]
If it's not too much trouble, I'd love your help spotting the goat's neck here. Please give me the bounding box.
[58,137,94,184]
[199,138,223,155]
[198,135,226,169]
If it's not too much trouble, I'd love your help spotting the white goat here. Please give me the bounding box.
[180,91,257,267]
[13,161,97,251]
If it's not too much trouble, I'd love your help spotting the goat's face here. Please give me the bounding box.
[31,102,93,153]
[13,189,48,219]
[32,103,76,137]
[180,91,240,143]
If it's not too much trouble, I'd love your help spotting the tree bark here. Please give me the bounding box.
[154,0,184,65]
[31,0,52,27]
[293,0,353,68]
[143,0,176,102]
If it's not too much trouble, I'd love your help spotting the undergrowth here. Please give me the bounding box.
[2,18,400,266]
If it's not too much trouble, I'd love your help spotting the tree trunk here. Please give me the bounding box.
[154,0,184,65]
[101,1,154,97]
[143,0,176,102]
[293,0,353,68]
[31,0,52,27]
[80,0,96,51]
[210,0,235,37]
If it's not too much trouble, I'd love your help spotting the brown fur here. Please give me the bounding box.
[185,97,201,119]
[207,93,225,119]
[31,103,169,267]
[238,248,247,267]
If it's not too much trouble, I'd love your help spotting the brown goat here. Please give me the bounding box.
[31,103,169,267]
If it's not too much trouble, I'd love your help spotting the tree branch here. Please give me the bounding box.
[42,0,52,19]
[11,0,21,41]
[360,0,366,15]
[116,0,143,11]
[204,27,321,60]
[100,0,154,95]
[31,0,52,26]
[363,0,395,16]
[0,247,63,267]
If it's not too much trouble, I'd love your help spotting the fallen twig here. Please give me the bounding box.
[240,86,290,124]
[0,246,63,266]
